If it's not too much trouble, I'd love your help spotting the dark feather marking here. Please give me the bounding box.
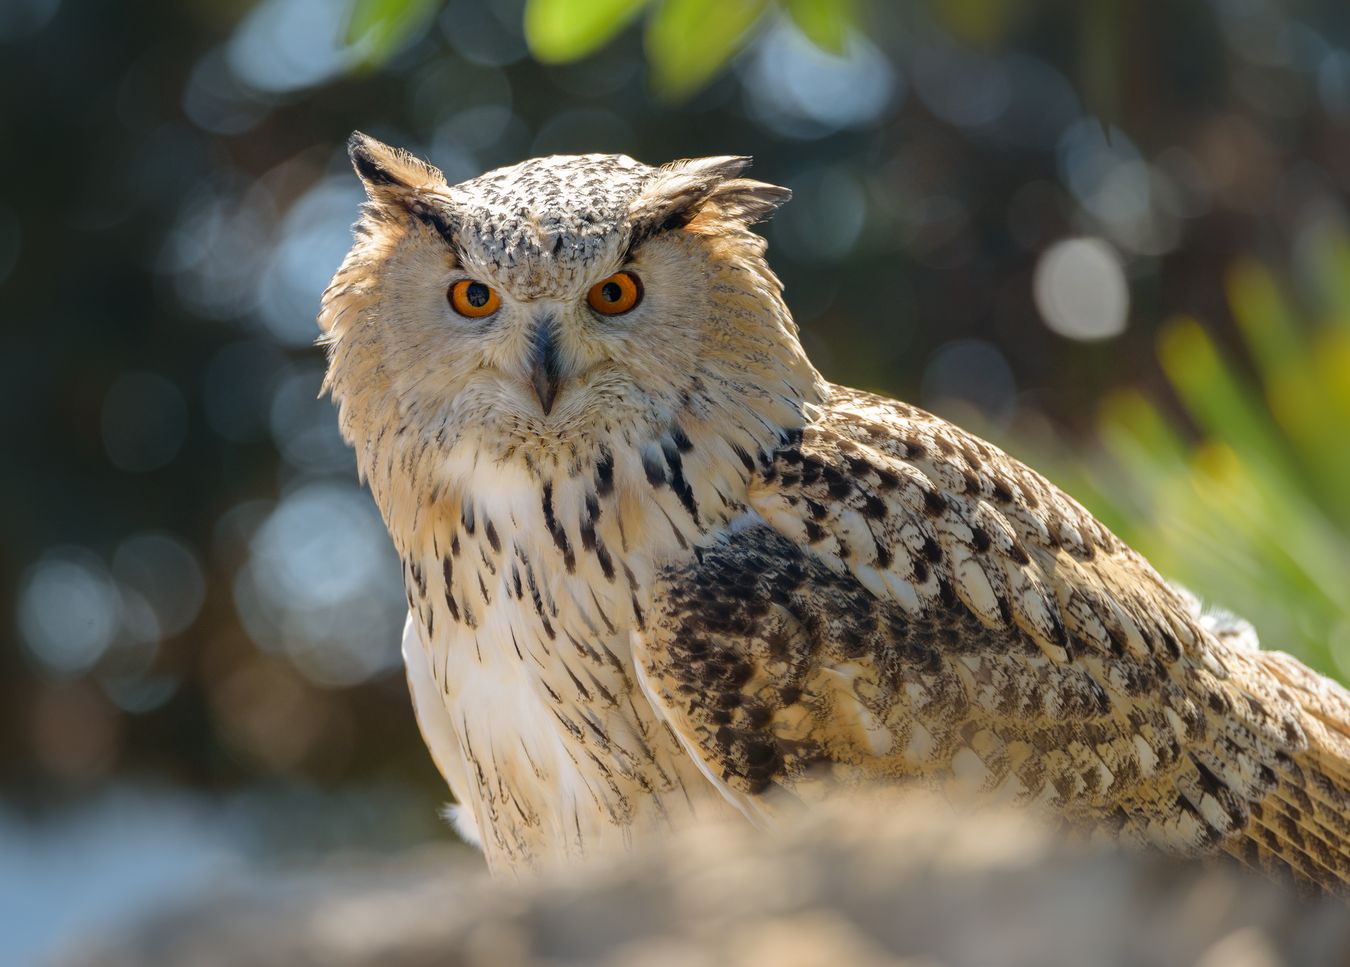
[349,136,400,186]
[520,556,556,642]
[598,637,628,675]
[564,628,605,665]
[551,708,583,741]
[561,660,592,701]
[923,489,947,516]
[442,557,460,620]
[408,560,427,598]
[662,438,700,521]
[460,720,485,786]
[589,588,616,634]
[540,481,576,572]
[595,450,615,497]
[595,539,616,581]
[657,505,689,549]
[584,666,618,706]
[732,444,756,473]
[874,467,900,491]
[642,449,667,487]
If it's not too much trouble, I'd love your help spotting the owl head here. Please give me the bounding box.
[319,133,822,512]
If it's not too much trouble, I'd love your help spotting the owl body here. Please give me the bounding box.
[395,429,749,869]
[322,135,1350,889]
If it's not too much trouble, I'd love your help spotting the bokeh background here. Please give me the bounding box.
[3,0,1350,961]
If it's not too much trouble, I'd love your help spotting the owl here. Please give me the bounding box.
[319,133,1350,890]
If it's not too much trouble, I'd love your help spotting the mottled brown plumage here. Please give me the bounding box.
[320,134,1350,889]
[642,387,1350,891]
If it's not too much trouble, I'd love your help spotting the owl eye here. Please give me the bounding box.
[586,271,642,316]
[449,279,501,318]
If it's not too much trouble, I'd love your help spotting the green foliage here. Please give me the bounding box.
[784,0,857,54]
[345,0,441,67]
[1060,240,1350,680]
[349,0,860,98]
[343,0,1132,108]
[926,0,1027,47]
[524,0,652,63]
[645,0,769,98]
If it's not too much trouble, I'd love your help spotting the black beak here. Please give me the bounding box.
[529,316,562,416]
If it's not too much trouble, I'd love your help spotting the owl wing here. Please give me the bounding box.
[633,386,1350,890]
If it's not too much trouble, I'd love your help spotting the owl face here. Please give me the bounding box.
[320,134,818,482]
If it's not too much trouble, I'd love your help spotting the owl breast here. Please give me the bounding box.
[399,451,743,871]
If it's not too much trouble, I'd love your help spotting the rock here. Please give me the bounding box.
[57,795,1348,967]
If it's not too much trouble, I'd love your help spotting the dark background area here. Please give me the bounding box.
[2,0,1349,961]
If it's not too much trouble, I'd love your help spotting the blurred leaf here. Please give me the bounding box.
[786,0,857,54]
[345,0,440,67]
[1053,247,1350,680]
[1227,261,1350,522]
[1075,0,1124,131]
[929,0,1026,47]
[1227,260,1300,374]
[524,0,651,63]
[1157,316,1292,476]
[1097,389,1189,472]
[1316,331,1350,419]
[1317,234,1350,328]
[646,0,768,99]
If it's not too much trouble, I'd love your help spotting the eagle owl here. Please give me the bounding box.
[320,133,1350,890]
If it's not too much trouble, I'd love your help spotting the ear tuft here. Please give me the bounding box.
[628,156,752,236]
[703,179,792,225]
[348,131,447,199]
[660,155,753,182]
[628,155,789,243]
[347,132,460,245]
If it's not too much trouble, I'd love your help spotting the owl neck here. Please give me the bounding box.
[376,342,825,642]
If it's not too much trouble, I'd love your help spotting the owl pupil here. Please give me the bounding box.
[465,283,490,308]
[601,282,622,302]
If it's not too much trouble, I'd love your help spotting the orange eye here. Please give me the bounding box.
[449,279,501,318]
[586,271,642,316]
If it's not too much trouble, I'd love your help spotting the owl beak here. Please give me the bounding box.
[529,316,562,416]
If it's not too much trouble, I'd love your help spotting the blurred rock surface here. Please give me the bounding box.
[57,796,1348,967]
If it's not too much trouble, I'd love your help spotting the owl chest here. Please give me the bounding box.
[404,508,731,870]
